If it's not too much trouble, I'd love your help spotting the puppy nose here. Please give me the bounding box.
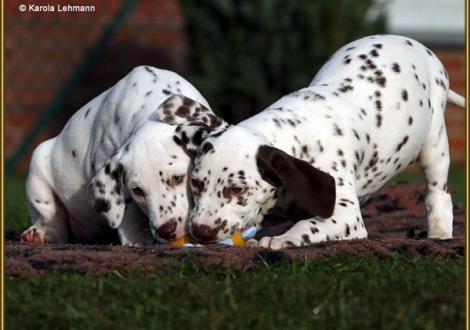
[156,221,177,239]
[192,224,218,242]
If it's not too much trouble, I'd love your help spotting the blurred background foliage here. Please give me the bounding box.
[6,0,465,172]
[181,0,387,123]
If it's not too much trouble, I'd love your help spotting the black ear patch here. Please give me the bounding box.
[158,94,229,157]
[256,145,336,219]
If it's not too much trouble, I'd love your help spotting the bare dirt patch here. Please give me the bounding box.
[6,183,464,277]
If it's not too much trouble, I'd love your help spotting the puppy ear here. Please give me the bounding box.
[88,151,126,229]
[172,123,211,158]
[158,94,229,156]
[256,145,336,218]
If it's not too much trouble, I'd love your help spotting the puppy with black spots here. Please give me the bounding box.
[21,66,221,246]
[159,35,465,249]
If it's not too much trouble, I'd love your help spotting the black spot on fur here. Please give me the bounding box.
[376,114,382,128]
[201,142,214,154]
[111,164,123,182]
[392,63,401,73]
[94,198,111,213]
[395,136,409,152]
[173,136,183,146]
[352,129,360,140]
[375,100,382,111]
[370,49,379,57]
[334,124,343,136]
[84,107,91,118]
[401,89,408,101]
[192,128,206,146]
[339,85,354,93]
[104,163,111,175]
[302,234,311,244]
[376,76,386,88]
[72,150,77,158]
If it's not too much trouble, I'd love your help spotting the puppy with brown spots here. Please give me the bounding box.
[160,35,465,249]
[21,66,220,245]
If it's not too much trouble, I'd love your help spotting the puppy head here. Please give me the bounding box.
[187,127,337,242]
[88,121,192,241]
[156,95,335,242]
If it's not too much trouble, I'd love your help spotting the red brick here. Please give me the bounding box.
[5,0,187,169]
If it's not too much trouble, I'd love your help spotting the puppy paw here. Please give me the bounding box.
[245,238,259,247]
[20,226,46,244]
[258,236,297,250]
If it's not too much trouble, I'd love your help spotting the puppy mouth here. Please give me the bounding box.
[150,226,178,243]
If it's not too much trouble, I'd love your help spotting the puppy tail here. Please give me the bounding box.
[448,89,466,109]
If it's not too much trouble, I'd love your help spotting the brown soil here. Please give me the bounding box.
[6,183,465,277]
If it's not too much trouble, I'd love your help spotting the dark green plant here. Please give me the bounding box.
[181,0,387,123]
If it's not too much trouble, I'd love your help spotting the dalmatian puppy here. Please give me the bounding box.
[21,66,220,245]
[159,35,465,249]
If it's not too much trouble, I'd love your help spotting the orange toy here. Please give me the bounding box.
[170,236,193,247]
[170,228,255,247]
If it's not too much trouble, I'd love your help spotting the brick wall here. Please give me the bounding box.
[432,48,466,165]
[4,1,466,172]
[5,0,186,172]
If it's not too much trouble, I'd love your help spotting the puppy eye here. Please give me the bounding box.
[131,187,145,197]
[171,175,185,185]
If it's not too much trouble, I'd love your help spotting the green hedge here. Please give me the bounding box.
[181,0,387,123]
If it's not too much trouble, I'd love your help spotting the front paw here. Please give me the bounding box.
[258,235,298,250]
[21,226,46,244]
[245,238,260,247]
[122,241,143,247]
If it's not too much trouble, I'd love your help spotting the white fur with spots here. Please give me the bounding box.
[164,35,465,249]
[22,66,212,245]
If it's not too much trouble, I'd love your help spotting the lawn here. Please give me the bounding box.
[6,255,465,329]
[4,166,466,329]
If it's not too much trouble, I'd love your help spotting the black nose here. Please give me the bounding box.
[156,221,177,239]
[192,224,218,242]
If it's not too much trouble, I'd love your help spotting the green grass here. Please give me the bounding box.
[6,255,465,330]
[5,167,466,329]
[5,175,30,230]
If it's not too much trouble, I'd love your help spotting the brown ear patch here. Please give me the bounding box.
[157,94,223,129]
[256,145,336,219]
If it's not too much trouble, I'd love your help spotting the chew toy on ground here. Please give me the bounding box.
[170,227,257,247]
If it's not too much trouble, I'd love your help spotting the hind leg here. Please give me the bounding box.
[21,173,69,244]
[419,119,453,239]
